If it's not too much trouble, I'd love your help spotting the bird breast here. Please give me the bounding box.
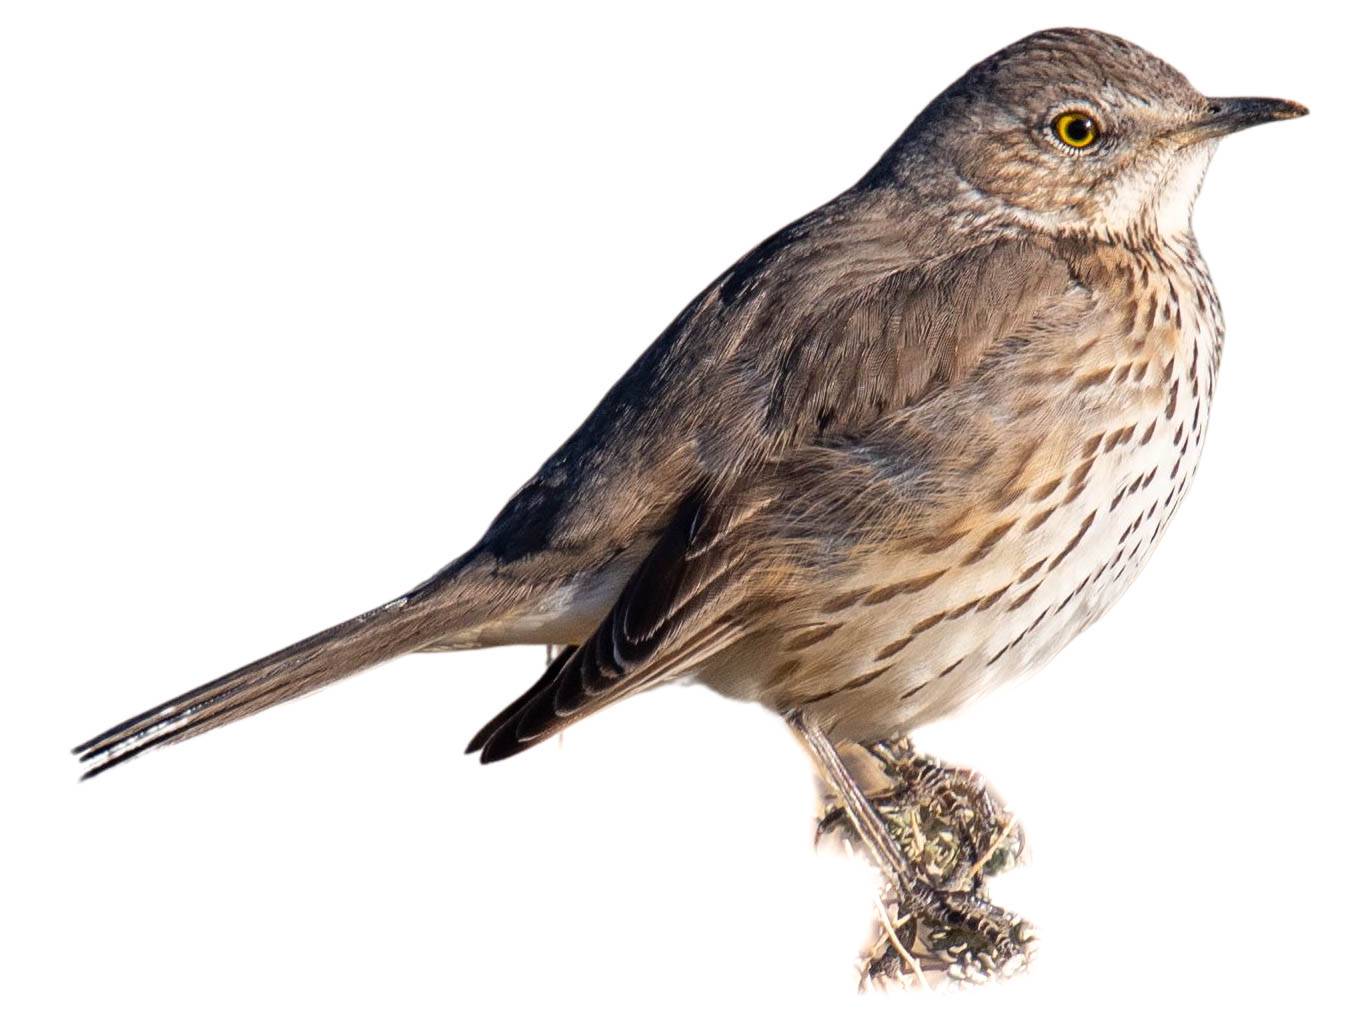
[704,234,1224,744]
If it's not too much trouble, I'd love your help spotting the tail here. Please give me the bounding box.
[73,590,453,780]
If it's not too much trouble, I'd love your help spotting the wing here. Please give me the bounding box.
[471,488,774,760]
[470,241,1093,759]
[430,203,1077,643]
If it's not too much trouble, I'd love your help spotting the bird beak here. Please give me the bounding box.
[1170,96,1308,145]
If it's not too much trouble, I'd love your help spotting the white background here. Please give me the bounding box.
[4,1,1364,1023]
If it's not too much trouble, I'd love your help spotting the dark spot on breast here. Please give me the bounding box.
[938,657,966,678]
[1104,424,1137,452]
[1076,367,1116,390]
[1143,291,1159,331]
[986,641,1013,667]
[1026,505,1058,532]
[1006,582,1041,611]
[947,597,981,620]
[919,530,970,555]
[1070,456,1098,487]
[963,521,1016,565]
[841,666,891,691]
[863,569,947,606]
[875,611,948,660]
[819,589,865,614]
[977,584,1011,610]
[784,622,842,652]
[1031,477,1063,502]
[1047,511,1097,571]
[807,665,891,704]
[992,603,1047,663]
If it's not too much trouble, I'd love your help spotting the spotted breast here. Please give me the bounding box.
[698,230,1223,743]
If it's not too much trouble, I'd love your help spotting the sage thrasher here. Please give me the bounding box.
[75,26,1305,978]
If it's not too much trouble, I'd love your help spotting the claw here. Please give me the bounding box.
[822,738,1036,988]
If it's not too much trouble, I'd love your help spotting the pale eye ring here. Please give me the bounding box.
[1052,110,1101,149]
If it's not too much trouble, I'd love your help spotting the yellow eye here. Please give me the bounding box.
[1052,111,1099,149]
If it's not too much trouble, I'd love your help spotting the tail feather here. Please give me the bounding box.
[73,592,447,780]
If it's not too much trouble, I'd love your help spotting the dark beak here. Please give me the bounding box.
[1170,96,1308,145]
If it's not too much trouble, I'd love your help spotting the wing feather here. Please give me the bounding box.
[472,490,764,761]
[468,238,1090,760]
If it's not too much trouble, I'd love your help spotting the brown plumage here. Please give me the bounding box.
[74,28,1305,780]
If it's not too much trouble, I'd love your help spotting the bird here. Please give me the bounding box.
[74,27,1304,964]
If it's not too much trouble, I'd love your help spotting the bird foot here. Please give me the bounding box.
[816,739,1034,988]
[861,887,1037,989]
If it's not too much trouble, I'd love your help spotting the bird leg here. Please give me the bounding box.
[788,711,929,897]
[790,714,1034,987]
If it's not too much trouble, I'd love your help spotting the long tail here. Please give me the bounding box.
[73,590,453,780]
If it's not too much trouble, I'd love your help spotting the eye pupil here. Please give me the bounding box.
[1053,111,1099,148]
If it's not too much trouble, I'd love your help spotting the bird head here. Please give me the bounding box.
[880,28,1307,241]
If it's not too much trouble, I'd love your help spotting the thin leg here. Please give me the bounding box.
[786,711,950,924]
